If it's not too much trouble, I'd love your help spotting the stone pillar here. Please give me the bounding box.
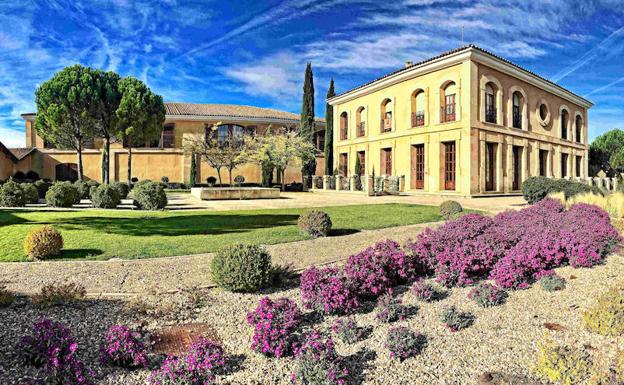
[479,140,486,193]
[496,142,503,192]
[534,143,540,176]
[323,175,330,190]
[547,147,553,178]
[521,144,528,183]
[399,175,406,193]
[505,143,513,193]
[366,175,375,196]
[335,175,342,191]
[349,176,356,191]
[613,178,618,192]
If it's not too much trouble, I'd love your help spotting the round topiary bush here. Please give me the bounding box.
[439,200,462,220]
[132,179,153,192]
[21,183,39,204]
[211,243,273,292]
[132,181,167,210]
[298,210,332,238]
[74,180,89,200]
[24,225,63,260]
[110,181,130,199]
[0,179,26,207]
[33,179,49,199]
[91,184,121,209]
[45,181,79,208]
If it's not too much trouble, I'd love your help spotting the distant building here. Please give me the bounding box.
[6,103,325,184]
[327,45,592,196]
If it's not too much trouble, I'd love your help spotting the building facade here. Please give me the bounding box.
[12,103,325,184]
[327,45,592,196]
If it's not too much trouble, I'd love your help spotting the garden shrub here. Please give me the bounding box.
[211,243,272,293]
[535,335,591,385]
[21,183,39,204]
[467,283,507,307]
[522,176,555,204]
[246,297,300,357]
[148,337,225,385]
[99,325,148,369]
[331,317,367,344]
[0,285,15,307]
[110,181,130,199]
[440,306,473,332]
[439,200,462,220]
[91,184,121,209]
[0,179,26,207]
[132,179,153,191]
[300,266,359,315]
[34,179,50,199]
[539,273,566,292]
[24,225,63,260]
[161,176,169,187]
[582,285,624,336]
[20,318,94,385]
[133,181,167,210]
[74,180,98,200]
[31,282,86,307]
[375,292,411,323]
[385,326,425,361]
[292,330,350,385]
[345,239,416,298]
[45,181,79,207]
[298,210,332,238]
[411,279,444,302]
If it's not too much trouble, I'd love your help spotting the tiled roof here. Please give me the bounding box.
[0,141,17,162]
[331,45,591,106]
[9,147,36,160]
[165,102,325,123]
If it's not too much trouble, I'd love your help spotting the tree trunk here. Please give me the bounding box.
[216,169,223,187]
[127,145,132,186]
[103,137,110,184]
[229,168,233,186]
[77,140,84,181]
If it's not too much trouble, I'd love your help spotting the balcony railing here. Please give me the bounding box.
[485,106,497,124]
[380,118,392,132]
[513,112,522,129]
[357,122,366,137]
[411,111,425,127]
[440,105,456,123]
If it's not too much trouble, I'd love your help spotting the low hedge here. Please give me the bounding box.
[45,182,79,208]
[522,176,602,204]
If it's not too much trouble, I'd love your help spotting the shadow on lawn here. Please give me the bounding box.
[57,213,302,237]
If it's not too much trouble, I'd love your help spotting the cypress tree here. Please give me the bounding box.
[189,153,197,187]
[324,79,335,176]
[300,63,316,179]
[354,151,361,176]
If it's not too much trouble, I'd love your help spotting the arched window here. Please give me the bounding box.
[411,90,425,127]
[380,98,392,132]
[485,83,496,123]
[213,124,246,147]
[560,109,569,140]
[340,112,348,140]
[442,82,456,123]
[356,107,366,137]
[575,115,583,143]
[512,91,523,129]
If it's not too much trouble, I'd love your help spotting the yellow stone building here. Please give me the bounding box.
[6,103,325,184]
[327,45,592,196]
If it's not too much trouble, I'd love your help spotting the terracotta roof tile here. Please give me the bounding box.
[8,147,36,160]
[0,141,17,162]
[165,102,325,123]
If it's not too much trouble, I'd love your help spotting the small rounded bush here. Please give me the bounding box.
[375,292,411,323]
[91,185,121,209]
[385,326,425,361]
[132,181,167,210]
[246,296,300,357]
[100,325,148,369]
[300,266,359,314]
[21,183,39,204]
[45,181,79,208]
[412,279,443,302]
[467,283,507,307]
[522,176,555,204]
[211,243,272,292]
[331,317,367,344]
[24,225,63,260]
[539,274,566,292]
[439,200,463,220]
[0,179,26,207]
[110,181,130,199]
[74,180,89,200]
[582,285,624,336]
[440,305,474,332]
[298,210,332,238]
[33,179,50,199]
[132,179,153,191]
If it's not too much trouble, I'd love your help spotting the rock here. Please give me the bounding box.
[478,372,494,385]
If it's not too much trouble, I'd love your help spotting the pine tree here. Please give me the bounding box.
[300,63,316,179]
[324,79,335,176]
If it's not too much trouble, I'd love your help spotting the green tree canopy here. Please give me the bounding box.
[324,78,335,176]
[116,77,166,185]
[589,129,624,176]
[93,70,122,184]
[34,64,99,180]
[300,63,316,180]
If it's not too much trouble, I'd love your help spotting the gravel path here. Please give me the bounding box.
[0,222,437,295]
[2,253,622,385]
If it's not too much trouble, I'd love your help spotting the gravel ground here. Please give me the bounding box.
[1,253,622,385]
[0,222,437,295]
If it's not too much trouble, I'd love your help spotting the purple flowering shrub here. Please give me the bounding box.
[148,337,225,385]
[300,266,359,315]
[385,327,425,361]
[331,318,367,344]
[291,330,350,385]
[411,279,443,302]
[344,239,416,298]
[375,292,411,323]
[467,283,507,307]
[440,306,474,332]
[246,297,300,357]
[99,325,148,369]
[20,318,94,385]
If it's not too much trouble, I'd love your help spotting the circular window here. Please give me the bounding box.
[536,99,551,127]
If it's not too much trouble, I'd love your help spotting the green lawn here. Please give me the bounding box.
[0,204,442,262]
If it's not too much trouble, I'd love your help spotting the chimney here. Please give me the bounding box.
[405,60,413,68]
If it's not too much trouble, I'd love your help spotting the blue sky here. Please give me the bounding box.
[0,0,623,147]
